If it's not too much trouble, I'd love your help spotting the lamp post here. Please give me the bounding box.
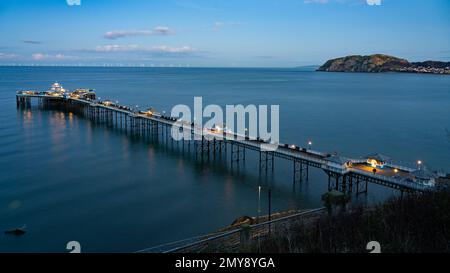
[417,160,422,170]
[308,140,312,150]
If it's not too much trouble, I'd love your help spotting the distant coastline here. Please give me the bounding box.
[317,54,450,75]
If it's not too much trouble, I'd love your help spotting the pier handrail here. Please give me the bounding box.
[135,207,326,253]
[16,92,439,192]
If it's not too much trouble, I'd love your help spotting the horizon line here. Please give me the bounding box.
[0,64,320,69]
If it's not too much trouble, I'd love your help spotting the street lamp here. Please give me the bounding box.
[308,140,312,150]
[417,160,422,170]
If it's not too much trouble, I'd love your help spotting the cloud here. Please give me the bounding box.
[213,21,242,31]
[153,26,172,35]
[103,26,173,39]
[31,53,78,61]
[0,53,19,59]
[22,40,42,44]
[66,0,81,6]
[93,44,195,54]
[303,0,382,4]
[303,0,330,3]
[32,53,45,60]
[366,0,381,5]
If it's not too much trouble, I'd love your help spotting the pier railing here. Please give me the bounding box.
[136,208,326,253]
[16,92,439,194]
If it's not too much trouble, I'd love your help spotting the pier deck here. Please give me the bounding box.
[16,91,440,194]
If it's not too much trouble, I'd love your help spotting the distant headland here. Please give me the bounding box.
[317,54,450,75]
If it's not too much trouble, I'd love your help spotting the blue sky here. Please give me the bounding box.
[0,0,449,67]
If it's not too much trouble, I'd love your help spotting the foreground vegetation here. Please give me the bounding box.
[249,189,450,253]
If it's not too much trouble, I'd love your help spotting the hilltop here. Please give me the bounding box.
[317,54,450,74]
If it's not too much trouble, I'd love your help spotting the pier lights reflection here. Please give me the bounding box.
[68,112,74,126]
[257,186,262,224]
[21,109,33,122]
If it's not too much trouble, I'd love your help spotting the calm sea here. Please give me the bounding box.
[0,66,449,252]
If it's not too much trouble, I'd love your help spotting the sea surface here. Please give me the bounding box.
[0,66,449,252]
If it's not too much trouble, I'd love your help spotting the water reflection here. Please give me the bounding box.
[3,67,449,253]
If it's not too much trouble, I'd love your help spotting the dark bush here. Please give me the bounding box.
[249,189,450,253]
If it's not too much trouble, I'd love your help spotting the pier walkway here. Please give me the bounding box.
[16,87,443,194]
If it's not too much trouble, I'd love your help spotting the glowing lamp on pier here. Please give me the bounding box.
[365,153,390,169]
[369,159,378,168]
[144,109,153,116]
[417,160,422,169]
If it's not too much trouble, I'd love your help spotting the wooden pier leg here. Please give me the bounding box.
[349,175,353,194]
[356,177,360,195]
[259,151,262,174]
[230,143,234,166]
[293,161,305,184]
[201,135,204,159]
[306,164,309,181]
[129,116,134,135]
[300,162,303,182]
[328,174,331,191]
[342,175,347,193]
[265,152,268,173]
[260,151,268,174]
